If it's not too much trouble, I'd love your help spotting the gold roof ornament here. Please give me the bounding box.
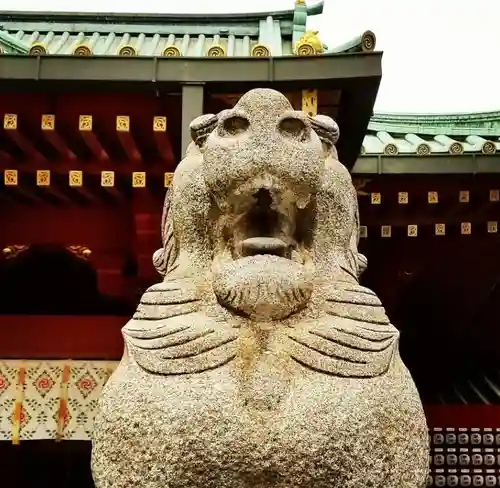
[163,45,181,57]
[296,0,306,4]
[73,44,92,56]
[29,43,47,56]
[251,44,270,57]
[207,44,226,57]
[294,30,324,56]
[118,45,137,56]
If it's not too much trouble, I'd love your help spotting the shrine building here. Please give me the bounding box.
[0,1,499,486]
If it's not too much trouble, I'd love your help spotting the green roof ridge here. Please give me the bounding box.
[0,30,29,53]
[369,111,500,136]
[292,1,324,45]
[372,110,500,122]
[0,5,312,38]
[0,4,314,26]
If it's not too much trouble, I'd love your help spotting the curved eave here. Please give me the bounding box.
[362,132,500,156]
[0,50,382,82]
[328,30,377,54]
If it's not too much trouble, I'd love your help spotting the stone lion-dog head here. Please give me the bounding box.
[126,88,395,378]
[154,88,362,319]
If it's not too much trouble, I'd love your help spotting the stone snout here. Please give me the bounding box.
[209,179,316,323]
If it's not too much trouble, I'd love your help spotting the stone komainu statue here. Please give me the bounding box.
[91,89,429,488]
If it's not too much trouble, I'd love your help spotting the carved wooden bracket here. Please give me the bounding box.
[66,246,92,260]
[2,245,29,260]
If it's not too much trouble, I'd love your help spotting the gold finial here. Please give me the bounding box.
[296,0,306,5]
[294,31,324,56]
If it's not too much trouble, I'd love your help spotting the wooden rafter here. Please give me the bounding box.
[0,149,13,163]
[79,115,110,163]
[3,169,46,205]
[3,113,46,163]
[0,189,17,204]
[100,170,122,200]
[67,170,97,202]
[41,114,77,161]
[116,115,141,163]
[34,169,72,204]
[153,116,174,162]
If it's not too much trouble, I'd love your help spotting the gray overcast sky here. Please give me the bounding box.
[5,0,500,114]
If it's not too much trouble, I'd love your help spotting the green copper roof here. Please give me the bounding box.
[0,1,334,57]
[362,111,500,155]
[369,111,500,136]
[0,29,28,53]
[0,2,375,58]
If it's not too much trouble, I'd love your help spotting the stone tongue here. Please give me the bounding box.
[240,237,287,257]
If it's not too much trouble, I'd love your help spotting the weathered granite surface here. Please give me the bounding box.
[91,89,429,488]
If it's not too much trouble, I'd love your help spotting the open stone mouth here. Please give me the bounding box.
[211,185,316,321]
[221,186,313,264]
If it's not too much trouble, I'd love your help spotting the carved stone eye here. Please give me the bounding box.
[222,116,249,136]
[279,117,306,139]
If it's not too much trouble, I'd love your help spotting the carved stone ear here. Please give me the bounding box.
[310,114,340,155]
[357,253,368,278]
[190,113,219,148]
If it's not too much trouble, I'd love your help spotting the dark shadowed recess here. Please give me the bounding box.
[0,244,133,315]
[360,234,500,405]
[0,440,94,488]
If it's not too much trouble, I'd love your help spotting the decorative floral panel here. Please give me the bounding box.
[0,360,118,443]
